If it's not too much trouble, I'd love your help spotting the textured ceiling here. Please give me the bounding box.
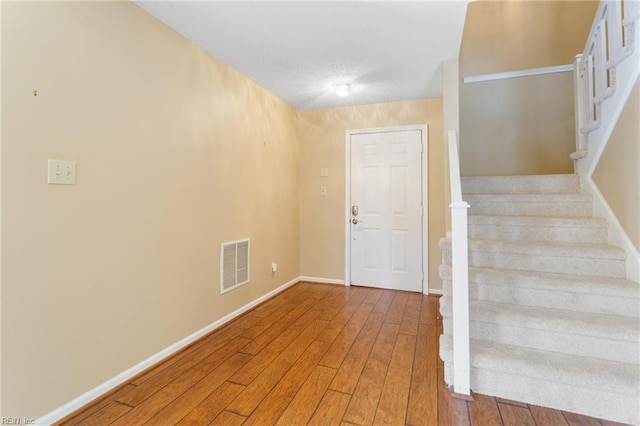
[134,1,469,110]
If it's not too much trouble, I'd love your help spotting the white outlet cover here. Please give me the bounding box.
[320,186,327,196]
[48,159,76,185]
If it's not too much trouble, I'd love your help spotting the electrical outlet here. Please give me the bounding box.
[48,159,76,185]
[320,186,327,197]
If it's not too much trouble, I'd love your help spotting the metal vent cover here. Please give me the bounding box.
[220,238,250,294]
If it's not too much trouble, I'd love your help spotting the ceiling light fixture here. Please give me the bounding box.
[334,83,352,97]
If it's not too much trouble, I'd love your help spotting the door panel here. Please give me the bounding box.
[350,130,423,292]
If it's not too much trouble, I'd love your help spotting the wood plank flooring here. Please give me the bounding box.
[58,282,625,425]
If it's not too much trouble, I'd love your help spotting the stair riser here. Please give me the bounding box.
[442,317,638,364]
[468,202,592,217]
[468,224,607,244]
[442,280,640,317]
[461,175,580,194]
[441,248,626,278]
[441,362,639,425]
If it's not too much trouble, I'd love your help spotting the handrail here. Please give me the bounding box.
[447,130,471,397]
[463,63,573,84]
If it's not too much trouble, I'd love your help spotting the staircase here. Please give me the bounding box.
[438,174,640,425]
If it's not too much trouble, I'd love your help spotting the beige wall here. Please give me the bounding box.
[2,2,300,417]
[459,0,597,176]
[298,99,445,292]
[593,77,640,252]
[460,72,576,175]
[461,0,598,77]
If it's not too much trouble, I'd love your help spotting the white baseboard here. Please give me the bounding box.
[586,177,640,282]
[298,276,346,285]
[35,276,300,425]
[429,288,444,295]
[35,274,439,424]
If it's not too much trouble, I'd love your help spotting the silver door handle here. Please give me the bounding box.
[352,218,361,224]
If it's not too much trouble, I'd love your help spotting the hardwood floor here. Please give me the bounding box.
[57,282,625,425]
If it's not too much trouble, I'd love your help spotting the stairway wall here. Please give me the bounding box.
[460,72,576,176]
[592,76,640,253]
[458,0,597,177]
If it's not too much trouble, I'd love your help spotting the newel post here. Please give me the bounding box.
[450,200,471,398]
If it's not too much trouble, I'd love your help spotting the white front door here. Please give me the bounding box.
[348,128,424,292]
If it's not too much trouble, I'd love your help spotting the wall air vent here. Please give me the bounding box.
[220,238,250,294]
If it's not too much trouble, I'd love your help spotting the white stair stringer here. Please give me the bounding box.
[439,174,640,425]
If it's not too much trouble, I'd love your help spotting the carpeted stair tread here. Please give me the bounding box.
[440,238,626,260]
[467,215,608,244]
[464,193,592,203]
[439,264,640,298]
[461,174,580,194]
[439,298,639,342]
[467,215,608,228]
[439,336,639,396]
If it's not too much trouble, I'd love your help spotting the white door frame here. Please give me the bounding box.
[344,124,429,294]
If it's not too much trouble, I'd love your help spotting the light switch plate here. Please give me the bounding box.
[320,168,329,177]
[48,159,76,185]
[320,186,327,196]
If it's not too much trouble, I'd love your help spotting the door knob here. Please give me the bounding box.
[352,218,359,224]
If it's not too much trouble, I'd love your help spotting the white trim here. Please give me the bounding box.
[586,177,640,282]
[344,125,429,294]
[35,276,300,426]
[344,129,352,288]
[463,64,573,84]
[422,126,429,295]
[298,276,345,285]
[428,288,444,296]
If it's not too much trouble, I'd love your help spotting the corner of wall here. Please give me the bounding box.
[442,58,460,234]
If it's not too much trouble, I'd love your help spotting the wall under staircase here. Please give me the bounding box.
[439,174,640,424]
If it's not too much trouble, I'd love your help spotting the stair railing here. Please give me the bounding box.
[572,0,640,281]
[573,0,639,171]
[447,130,471,397]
